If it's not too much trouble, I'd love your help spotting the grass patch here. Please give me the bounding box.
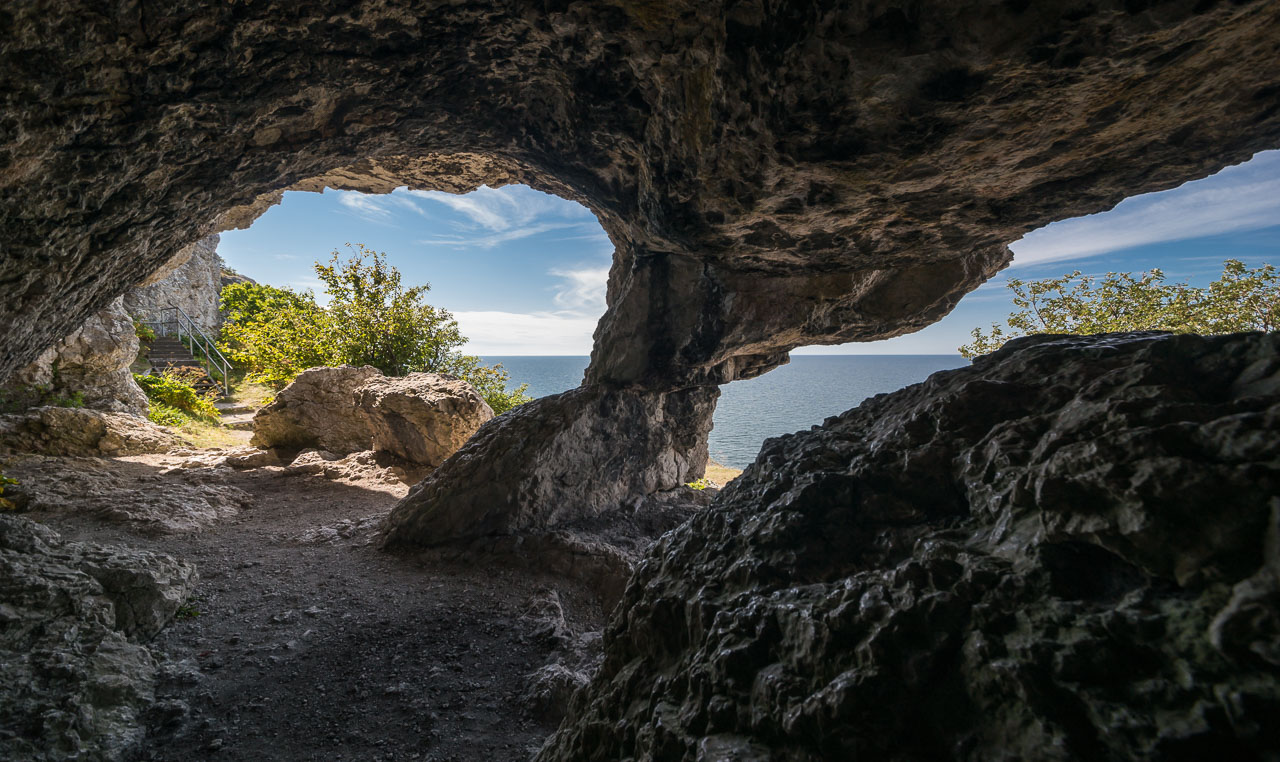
[229,378,275,410]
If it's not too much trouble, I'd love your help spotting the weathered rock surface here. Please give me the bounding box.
[538,332,1280,761]
[5,455,252,534]
[4,297,147,415]
[354,373,493,467]
[5,2,1280,389]
[250,366,382,452]
[0,407,184,457]
[284,448,426,491]
[125,235,223,331]
[0,515,197,761]
[4,0,1280,554]
[382,384,717,547]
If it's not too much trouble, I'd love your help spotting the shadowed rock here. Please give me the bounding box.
[0,515,198,762]
[382,384,717,547]
[537,332,1280,761]
[4,2,1280,558]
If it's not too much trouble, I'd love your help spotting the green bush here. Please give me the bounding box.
[134,373,219,422]
[961,259,1279,358]
[218,244,532,413]
[134,320,157,344]
[145,401,191,426]
[0,474,18,512]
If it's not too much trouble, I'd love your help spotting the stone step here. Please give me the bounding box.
[220,412,255,430]
[215,401,254,414]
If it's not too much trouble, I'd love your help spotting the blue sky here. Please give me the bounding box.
[219,150,1280,356]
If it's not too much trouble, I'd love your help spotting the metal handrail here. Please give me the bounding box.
[141,305,232,396]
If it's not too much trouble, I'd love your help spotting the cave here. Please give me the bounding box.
[2,1,1279,759]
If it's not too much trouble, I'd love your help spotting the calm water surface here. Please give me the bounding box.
[483,355,967,469]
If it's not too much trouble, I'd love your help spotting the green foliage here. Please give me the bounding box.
[219,244,531,413]
[960,259,1279,358]
[0,384,85,413]
[134,372,220,423]
[134,320,157,344]
[0,473,18,512]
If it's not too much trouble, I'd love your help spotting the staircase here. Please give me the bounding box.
[147,337,223,396]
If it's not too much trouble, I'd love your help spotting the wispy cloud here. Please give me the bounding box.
[550,266,610,312]
[419,222,597,249]
[1010,150,1280,268]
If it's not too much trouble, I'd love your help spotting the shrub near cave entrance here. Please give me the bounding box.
[219,244,531,414]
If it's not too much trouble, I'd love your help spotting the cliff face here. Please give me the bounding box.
[2,3,1279,543]
[537,332,1280,760]
[125,235,223,333]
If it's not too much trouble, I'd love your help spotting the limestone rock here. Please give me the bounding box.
[5,3,1280,391]
[0,515,197,761]
[125,235,222,332]
[4,297,147,415]
[538,332,1280,761]
[5,455,252,534]
[354,373,493,467]
[284,448,424,492]
[382,384,717,547]
[250,366,382,452]
[0,407,184,457]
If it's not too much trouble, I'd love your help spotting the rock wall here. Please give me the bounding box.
[2,2,1280,541]
[0,515,198,762]
[537,332,1280,761]
[3,297,147,415]
[124,234,223,333]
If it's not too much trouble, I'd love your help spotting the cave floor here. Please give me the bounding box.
[20,451,605,762]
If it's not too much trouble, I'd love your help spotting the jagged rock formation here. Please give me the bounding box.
[355,373,494,467]
[125,235,223,332]
[3,297,147,415]
[537,332,1280,761]
[0,515,198,762]
[383,385,716,546]
[251,366,383,452]
[3,3,1280,543]
[251,367,492,467]
[0,407,185,457]
[2,1,1280,543]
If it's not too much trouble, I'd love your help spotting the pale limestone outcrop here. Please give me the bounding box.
[538,332,1280,761]
[4,297,147,415]
[0,407,185,457]
[0,515,198,762]
[124,235,223,332]
[250,366,383,453]
[354,373,493,468]
[251,367,491,467]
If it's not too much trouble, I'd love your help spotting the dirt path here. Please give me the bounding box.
[25,453,605,762]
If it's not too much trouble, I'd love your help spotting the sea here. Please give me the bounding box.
[481,355,968,470]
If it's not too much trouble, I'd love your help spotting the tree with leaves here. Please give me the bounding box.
[219,244,532,413]
[960,259,1279,358]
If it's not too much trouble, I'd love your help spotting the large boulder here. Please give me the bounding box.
[538,332,1280,761]
[250,365,382,452]
[382,384,717,547]
[0,407,184,457]
[4,297,147,415]
[354,373,493,467]
[251,367,492,467]
[0,515,198,762]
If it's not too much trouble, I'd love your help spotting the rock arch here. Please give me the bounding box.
[3,0,1279,545]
